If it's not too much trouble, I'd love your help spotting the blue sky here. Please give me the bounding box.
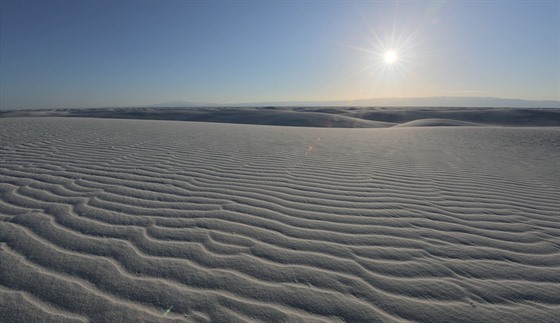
[1,1,558,109]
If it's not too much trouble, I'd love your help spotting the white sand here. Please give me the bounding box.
[1,117,559,322]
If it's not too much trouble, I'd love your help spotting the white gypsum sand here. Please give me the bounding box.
[0,117,559,322]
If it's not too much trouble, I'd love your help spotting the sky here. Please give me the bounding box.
[0,0,558,109]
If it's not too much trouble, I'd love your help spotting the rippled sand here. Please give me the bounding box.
[1,118,558,322]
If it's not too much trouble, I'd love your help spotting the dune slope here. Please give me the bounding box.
[1,118,559,322]
[2,107,558,127]
[392,118,482,127]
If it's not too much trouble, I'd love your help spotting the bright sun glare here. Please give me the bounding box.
[384,51,398,64]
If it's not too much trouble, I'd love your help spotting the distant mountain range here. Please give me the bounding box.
[147,97,559,108]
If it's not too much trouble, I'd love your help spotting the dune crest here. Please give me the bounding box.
[392,118,482,127]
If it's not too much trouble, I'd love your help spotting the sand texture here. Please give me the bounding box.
[1,117,559,322]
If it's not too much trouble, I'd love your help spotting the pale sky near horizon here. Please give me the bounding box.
[0,0,558,109]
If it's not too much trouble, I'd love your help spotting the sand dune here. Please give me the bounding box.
[2,107,558,128]
[1,117,559,322]
[0,108,394,128]
[393,118,482,127]
[342,107,560,127]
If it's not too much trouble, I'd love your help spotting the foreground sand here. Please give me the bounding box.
[1,117,559,322]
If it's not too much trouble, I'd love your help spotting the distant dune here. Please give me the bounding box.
[1,106,559,128]
[393,118,482,127]
[1,117,559,322]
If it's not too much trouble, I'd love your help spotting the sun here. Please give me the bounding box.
[384,50,398,64]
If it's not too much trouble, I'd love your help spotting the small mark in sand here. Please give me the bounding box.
[163,305,173,316]
[468,300,477,308]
